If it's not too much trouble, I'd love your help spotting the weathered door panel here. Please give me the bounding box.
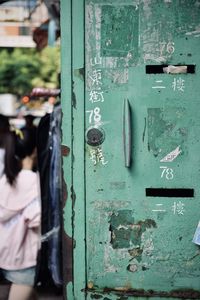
[85,1,200,299]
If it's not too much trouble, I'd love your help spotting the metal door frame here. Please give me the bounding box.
[61,0,86,299]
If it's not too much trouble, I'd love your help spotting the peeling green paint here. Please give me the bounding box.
[127,263,138,273]
[72,81,77,109]
[109,210,157,249]
[128,247,143,262]
[101,5,138,62]
[147,107,187,157]
[74,68,85,81]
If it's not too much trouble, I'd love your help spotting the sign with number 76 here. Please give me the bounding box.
[160,166,174,180]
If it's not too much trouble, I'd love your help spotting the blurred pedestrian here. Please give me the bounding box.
[0,127,41,300]
[24,115,36,130]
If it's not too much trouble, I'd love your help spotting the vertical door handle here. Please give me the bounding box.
[123,99,132,167]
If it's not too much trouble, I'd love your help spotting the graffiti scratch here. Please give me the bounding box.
[160,146,181,162]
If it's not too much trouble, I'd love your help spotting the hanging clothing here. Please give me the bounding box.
[48,104,63,285]
[36,104,62,287]
[0,148,5,177]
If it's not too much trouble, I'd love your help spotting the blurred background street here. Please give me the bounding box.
[0,1,63,299]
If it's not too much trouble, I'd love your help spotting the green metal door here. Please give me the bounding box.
[61,0,200,299]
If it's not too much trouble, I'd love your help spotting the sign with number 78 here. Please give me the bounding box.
[160,166,174,180]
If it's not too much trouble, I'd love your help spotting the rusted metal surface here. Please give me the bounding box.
[61,145,70,157]
[86,287,200,299]
[62,169,73,296]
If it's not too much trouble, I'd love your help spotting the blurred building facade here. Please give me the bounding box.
[0,0,60,116]
[0,0,60,49]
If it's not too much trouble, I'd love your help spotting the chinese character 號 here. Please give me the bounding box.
[90,149,97,165]
[96,147,108,165]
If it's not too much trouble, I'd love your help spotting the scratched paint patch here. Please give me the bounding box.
[101,5,138,63]
[110,181,126,190]
[109,210,157,249]
[103,68,129,91]
[160,145,182,162]
[140,0,200,63]
[85,4,131,92]
[147,107,187,157]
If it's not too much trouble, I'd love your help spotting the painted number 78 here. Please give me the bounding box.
[160,166,174,180]
[86,107,101,124]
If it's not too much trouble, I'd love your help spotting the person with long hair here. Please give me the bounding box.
[0,127,41,300]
